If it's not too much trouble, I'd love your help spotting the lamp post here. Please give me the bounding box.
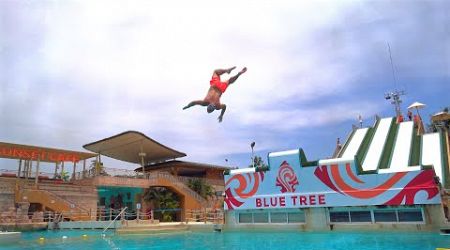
[250,142,256,168]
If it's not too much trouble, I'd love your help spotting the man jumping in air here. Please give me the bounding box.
[183,66,247,122]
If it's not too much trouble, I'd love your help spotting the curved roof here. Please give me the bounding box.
[83,131,186,164]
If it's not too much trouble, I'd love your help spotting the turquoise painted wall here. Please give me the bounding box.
[97,186,144,210]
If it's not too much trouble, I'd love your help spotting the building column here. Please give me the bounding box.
[35,157,40,187]
[54,162,59,178]
[17,159,22,178]
[95,155,101,176]
[71,161,77,181]
[82,160,86,178]
[28,161,33,178]
[61,161,65,176]
[24,160,29,180]
[139,152,146,177]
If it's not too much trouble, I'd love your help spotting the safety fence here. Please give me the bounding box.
[185,209,224,224]
[0,207,224,225]
[0,169,57,179]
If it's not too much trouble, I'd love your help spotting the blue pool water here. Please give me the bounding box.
[1,230,448,250]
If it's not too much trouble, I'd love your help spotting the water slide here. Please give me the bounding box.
[421,132,443,183]
[409,126,421,166]
[340,128,369,159]
[361,117,393,172]
[379,121,420,173]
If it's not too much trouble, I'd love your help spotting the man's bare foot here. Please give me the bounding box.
[218,116,223,123]
[227,66,236,74]
[239,67,247,74]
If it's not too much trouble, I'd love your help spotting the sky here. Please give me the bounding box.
[1,0,449,173]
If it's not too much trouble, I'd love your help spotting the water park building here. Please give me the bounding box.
[224,114,450,231]
[0,131,229,230]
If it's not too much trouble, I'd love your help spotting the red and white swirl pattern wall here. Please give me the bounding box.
[224,149,441,210]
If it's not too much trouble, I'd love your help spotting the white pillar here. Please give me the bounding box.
[28,161,33,178]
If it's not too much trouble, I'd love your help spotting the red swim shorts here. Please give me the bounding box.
[210,76,228,93]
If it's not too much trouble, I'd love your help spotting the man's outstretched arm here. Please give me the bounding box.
[217,104,227,122]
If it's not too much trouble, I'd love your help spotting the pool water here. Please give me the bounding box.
[1,230,448,250]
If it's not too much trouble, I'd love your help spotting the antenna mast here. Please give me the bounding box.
[384,43,405,117]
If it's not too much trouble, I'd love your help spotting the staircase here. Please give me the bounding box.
[15,185,91,221]
[147,172,207,206]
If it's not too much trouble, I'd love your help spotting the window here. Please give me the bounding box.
[330,211,350,223]
[237,210,305,224]
[253,213,269,223]
[238,213,253,223]
[398,210,423,222]
[374,210,397,222]
[288,212,305,223]
[328,207,424,224]
[270,212,287,223]
[350,211,372,222]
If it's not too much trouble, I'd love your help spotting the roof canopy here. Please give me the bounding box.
[0,142,97,163]
[432,111,450,122]
[83,131,186,165]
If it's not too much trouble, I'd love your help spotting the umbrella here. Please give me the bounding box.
[408,101,426,119]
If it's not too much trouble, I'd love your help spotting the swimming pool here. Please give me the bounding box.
[1,230,448,250]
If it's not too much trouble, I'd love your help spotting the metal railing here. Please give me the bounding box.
[0,208,224,226]
[73,166,224,186]
[0,169,57,179]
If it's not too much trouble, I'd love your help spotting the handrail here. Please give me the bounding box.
[20,188,90,214]
[37,188,90,213]
[102,207,127,233]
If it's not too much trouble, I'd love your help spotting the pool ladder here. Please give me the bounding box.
[102,207,128,234]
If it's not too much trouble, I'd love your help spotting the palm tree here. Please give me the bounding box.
[143,187,180,222]
[248,156,269,169]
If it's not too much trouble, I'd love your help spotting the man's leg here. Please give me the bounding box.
[183,100,209,110]
[228,67,247,85]
[213,66,236,78]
